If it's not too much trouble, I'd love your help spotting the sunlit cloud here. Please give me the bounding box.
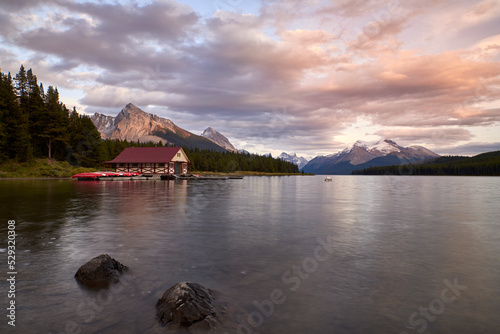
[0,0,499,157]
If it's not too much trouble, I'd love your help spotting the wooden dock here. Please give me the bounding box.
[161,175,244,181]
[73,172,244,181]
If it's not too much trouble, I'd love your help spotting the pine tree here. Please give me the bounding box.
[15,65,28,103]
[41,86,69,159]
[0,73,9,160]
[1,72,31,161]
[25,69,45,157]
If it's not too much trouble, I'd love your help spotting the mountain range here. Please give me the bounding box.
[278,152,309,170]
[301,139,440,175]
[91,104,440,174]
[91,103,236,152]
[354,150,500,176]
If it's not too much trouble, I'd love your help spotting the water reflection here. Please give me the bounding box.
[0,176,499,333]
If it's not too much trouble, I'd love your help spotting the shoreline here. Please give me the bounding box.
[1,158,310,179]
[0,172,314,180]
[0,177,73,180]
[193,171,313,176]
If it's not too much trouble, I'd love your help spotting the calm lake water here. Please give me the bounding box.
[1,175,500,333]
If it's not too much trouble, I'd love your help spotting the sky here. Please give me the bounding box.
[1,0,500,158]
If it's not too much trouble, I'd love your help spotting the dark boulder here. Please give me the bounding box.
[156,282,224,331]
[75,254,128,288]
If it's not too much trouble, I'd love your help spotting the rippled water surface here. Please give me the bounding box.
[1,176,500,333]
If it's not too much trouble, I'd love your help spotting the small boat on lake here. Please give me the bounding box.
[324,176,332,182]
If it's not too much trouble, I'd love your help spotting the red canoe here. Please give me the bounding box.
[72,172,142,179]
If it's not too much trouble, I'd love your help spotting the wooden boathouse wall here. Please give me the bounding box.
[104,147,191,175]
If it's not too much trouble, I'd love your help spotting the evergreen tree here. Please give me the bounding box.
[15,65,28,104]
[1,72,31,161]
[67,108,103,166]
[41,86,69,159]
[25,69,45,157]
[0,73,9,160]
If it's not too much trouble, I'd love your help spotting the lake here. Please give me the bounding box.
[1,176,499,333]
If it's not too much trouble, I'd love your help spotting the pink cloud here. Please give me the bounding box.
[2,0,499,155]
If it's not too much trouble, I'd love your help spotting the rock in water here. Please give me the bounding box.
[156,282,223,331]
[75,254,128,288]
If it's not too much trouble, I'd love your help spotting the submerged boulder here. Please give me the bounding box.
[75,254,128,288]
[156,282,223,331]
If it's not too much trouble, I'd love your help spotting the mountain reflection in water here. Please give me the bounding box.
[1,176,499,333]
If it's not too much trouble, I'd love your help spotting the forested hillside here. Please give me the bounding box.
[353,151,500,176]
[183,147,299,173]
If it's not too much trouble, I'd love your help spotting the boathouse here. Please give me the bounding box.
[104,147,190,175]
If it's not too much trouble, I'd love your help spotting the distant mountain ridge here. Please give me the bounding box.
[301,138,440,174]
[278,152,309,169]
[354,150,500,176]
[201,127,237,152]
[91,104,229,151]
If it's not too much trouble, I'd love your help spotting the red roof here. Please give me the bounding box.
[104,147,188,163]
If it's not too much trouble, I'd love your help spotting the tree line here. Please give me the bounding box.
[183,147,299,173]
[1,66,299,173]
[353,151,500,176]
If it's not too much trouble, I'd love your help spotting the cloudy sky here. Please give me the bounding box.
[1,0,499,157]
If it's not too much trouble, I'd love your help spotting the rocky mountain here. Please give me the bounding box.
[201,127,237,152]
[301,138,440,174]
[91,103,227,151]
[278,152,309,170]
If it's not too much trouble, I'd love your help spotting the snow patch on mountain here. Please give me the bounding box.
[301,138,440,174]
[278,152,309,169]
[353,138,401,155]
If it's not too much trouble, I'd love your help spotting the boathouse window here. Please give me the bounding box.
[177,153,181,157]
[132,163,138,167]
[158,163,165,167]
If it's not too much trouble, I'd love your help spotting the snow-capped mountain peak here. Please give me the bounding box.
[326,148,348,158]
[353,138,400,154]
[301,138,440,174]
